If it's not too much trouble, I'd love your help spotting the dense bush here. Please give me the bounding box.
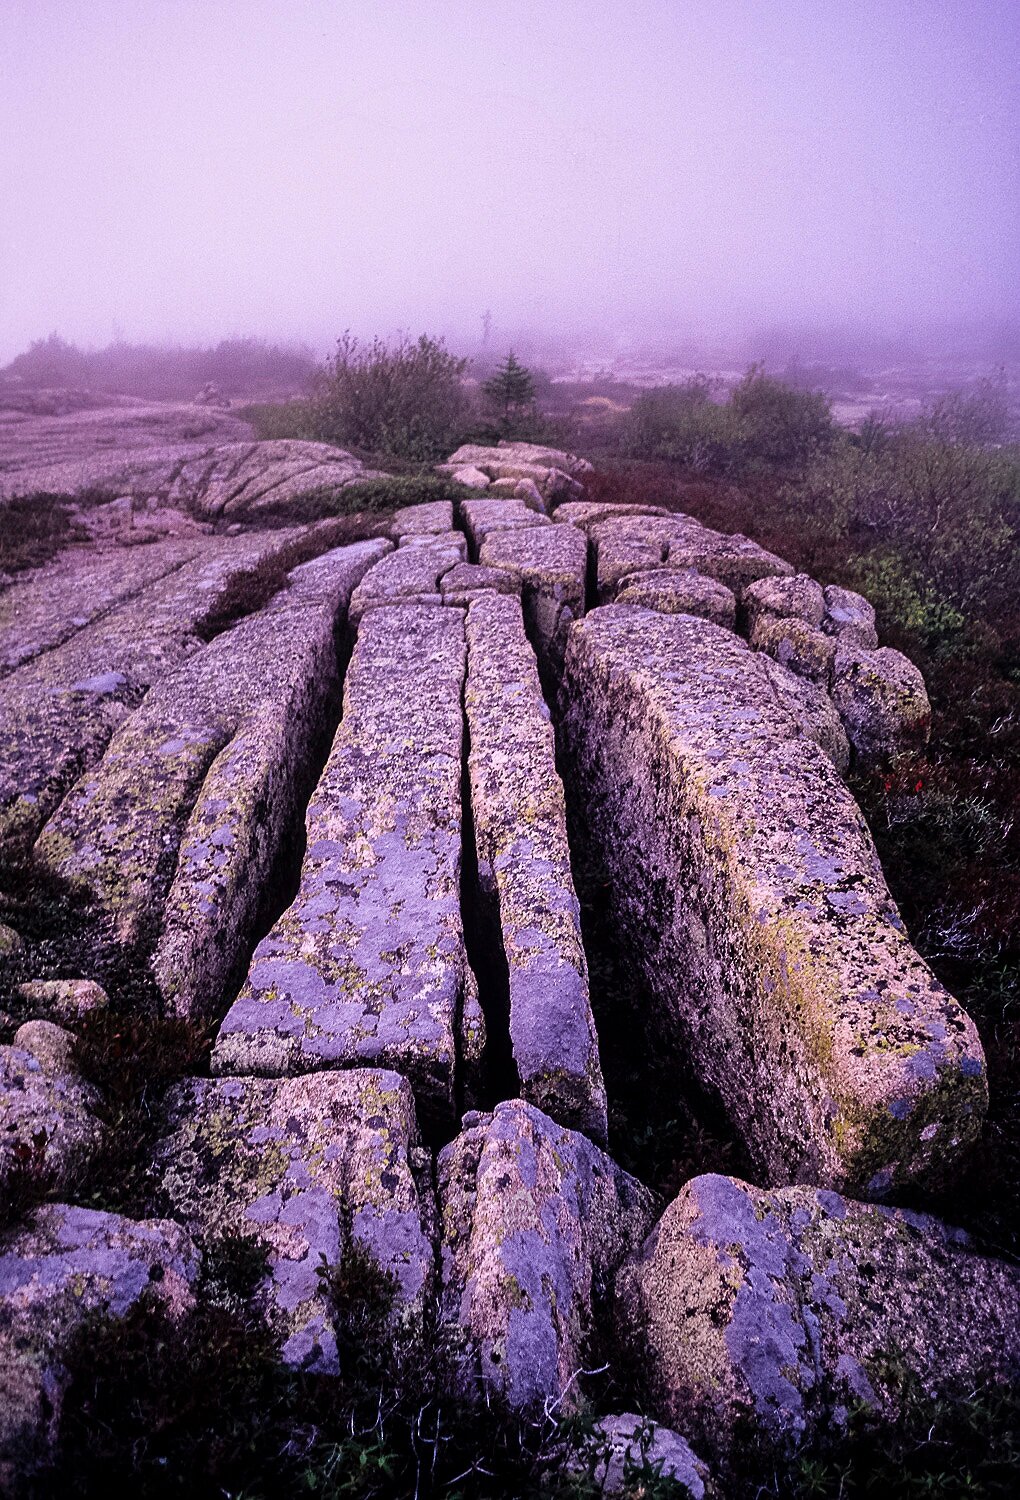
[1,334,315,400]
[311,333,469,461]
[621,366,834,473]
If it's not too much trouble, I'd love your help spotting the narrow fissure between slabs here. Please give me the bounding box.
[548,693,749,1199]
[457,677,520,1114]
[207,614,356,1026]
[583,533,599,615]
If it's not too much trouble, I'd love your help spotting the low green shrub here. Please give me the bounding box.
[312,333,469,462]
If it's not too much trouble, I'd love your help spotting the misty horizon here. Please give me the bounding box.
[1,1,1017,366]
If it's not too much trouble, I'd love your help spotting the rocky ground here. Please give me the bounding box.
[0,408,1016,1493]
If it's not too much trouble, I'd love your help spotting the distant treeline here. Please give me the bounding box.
[0,334,316,400]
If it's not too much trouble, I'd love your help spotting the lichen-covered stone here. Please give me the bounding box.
[617,1174,1020,1462]
[0,408,383,516]
[749,612,836,686]
[0,1203,198,1483]
[444,440,589,502]
[1,1022,103,1201]
[465,594,607,1143]
[13,981,109,1026]
[553,501,671,528]
[0,924,25,960]
[559,607,986,1195]
[348,540,462,622]
[448,465,490,489]
[831,645,931,762]
[590,515,674,601]
[440,562,522,605]
[478,523,587,674]
[568,1413,709,1498]
[0,538,204,678]
[438,1100,656,1411]
[390,500,455,537]
[822,584,878,649]
[0,528,313,853]
[616,569,737,628]
[743,573,826,632]
[760,658,850,776]
[212,604,475,1127]
[153,1069,434,1373]
[460,498,553,552]
[36,541,385,990]
[397,529,468,560]
[665,527,795,597]
[153,541,388,1019]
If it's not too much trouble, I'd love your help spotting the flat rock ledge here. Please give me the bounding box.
[559,606,985,1195]
[212,604,480,1129]
[153,1069,434,1373]
[617,1174,1020,1465]
[465,593,607,1143]
[438,1100,656,1412]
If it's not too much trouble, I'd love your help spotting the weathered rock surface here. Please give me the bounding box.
[0,1203,198,1483]
[743,573,826,632]
[759,658,850,776]
[616,568,737,628]
[348,539,462,622]
[460,497,552,551]
[570,1413,709,1498]
[589,512,796,606]
[212,605,478,1127]
[665,525,795,596]
[0,528,312,853]
[553,501,671,528]
[390,500,455,537]
[440,561,521,605]
[442,441,588,503]
[0,538,205,677]
[438,1100,656,1411]
[559,607,985,1194]
[13,980,109,1026]
[822,584,879,649]
[0,1022,102,1200]
[617,1174,1020,1462]
[36,542,385,1006]
[154,541,389,1018]
[748,613,836,686]
[0,924,25,959]
[0,399,382,517]
[831,645,931,761]
[465,594,607,1142]
[478,523,587,673]
[153,1069,434,1373]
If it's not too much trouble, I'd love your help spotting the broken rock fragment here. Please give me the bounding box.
[153,1069,434,1373]
[438,1100,656,1412]
[617,1173,1020,1463]
[478,523,587,674]
[616,568,737,628]
[831,644,931,761]
[0,1022,103,1202]
[0,1204,198,1484]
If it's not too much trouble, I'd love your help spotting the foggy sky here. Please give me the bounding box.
[1,0,1017,361]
